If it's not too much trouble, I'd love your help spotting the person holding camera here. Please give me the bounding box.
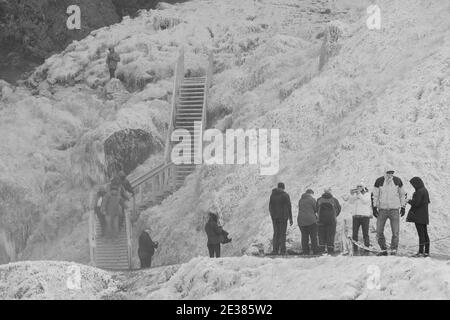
[348,183,372,255]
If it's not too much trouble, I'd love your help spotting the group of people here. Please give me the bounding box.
[94,170,133,238]
[268,168,431,257]
[94,170,158,269]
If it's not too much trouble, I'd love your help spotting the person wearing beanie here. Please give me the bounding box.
[372,168,407,255]
[269,182,293,255]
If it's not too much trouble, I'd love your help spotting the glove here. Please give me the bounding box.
[400,207,405,217]
[372,207,379,218]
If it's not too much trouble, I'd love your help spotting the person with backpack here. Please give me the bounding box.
[204,212,231,258]
[406,177,430,257]
[316,188,341,254]
[348,183,372,255]
[297,189,319,255]
[138,229,158,268]
[269,183,293,255]
[372,168,407,255]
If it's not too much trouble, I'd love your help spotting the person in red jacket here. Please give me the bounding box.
[269,182,293,255]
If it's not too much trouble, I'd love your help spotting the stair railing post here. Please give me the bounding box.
[164,46,184,163]
[125,211,132,270]
[88,210,95,266]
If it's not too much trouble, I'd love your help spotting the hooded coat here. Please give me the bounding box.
[406,177,430,225]
[138,230,158,259]
[297,193,317,227]
[205,215,224,245]
[269,188,293,221]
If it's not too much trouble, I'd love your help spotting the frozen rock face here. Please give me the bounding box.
[0,0,120,83]
[104,128,163,178]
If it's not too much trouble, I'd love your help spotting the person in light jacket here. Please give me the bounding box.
[348,183,372,255]
[372,168,407,255]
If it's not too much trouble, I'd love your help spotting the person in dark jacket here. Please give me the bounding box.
[316,188,341,254]
[106,47,120,79]
[406,177,430,257]
[297,189,319,255]
[204,212,231,258]
[118,171,135,196]
[94,186,107,236]
[138,229,158,268]
[110,171,134,230]
[101,185,125,238]
[269,182,293,255]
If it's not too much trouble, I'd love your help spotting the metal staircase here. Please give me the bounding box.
[89,48,213,269]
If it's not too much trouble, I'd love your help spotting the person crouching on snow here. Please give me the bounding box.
[204,212,232,258]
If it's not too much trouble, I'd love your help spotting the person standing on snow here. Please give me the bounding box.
[372,168,407,256]
[138,229,158,268]
[406,177,430,257]
[269,182,293,255]
[348,183,372,255]
[204,212,231,258]
[316,188,341,254]
[297,189,319,255]
[106,46,120,79]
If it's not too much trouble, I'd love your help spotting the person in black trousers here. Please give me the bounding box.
[269,183,293,255]
[297,189,319,255]
[205,212,231,258]
[406,177,431,257]
[138,229,158,268]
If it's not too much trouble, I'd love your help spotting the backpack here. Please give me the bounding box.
[318,197,337,224]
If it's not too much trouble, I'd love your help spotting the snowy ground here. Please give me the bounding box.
[1,258,450,300]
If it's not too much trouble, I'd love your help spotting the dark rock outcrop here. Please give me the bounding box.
[104,129,163,178]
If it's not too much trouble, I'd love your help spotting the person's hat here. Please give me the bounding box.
[306,189,314,194]
[324,187,332,193]
[384,167,395,174]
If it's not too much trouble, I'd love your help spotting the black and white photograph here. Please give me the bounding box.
[0,0,450,303]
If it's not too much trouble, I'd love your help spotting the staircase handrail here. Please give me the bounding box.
[164,46,185,163]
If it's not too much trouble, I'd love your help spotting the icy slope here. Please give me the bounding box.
[0,261,119,299]
[2,257,450,300]
[138,0,450,267]
[146,256,450,300]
